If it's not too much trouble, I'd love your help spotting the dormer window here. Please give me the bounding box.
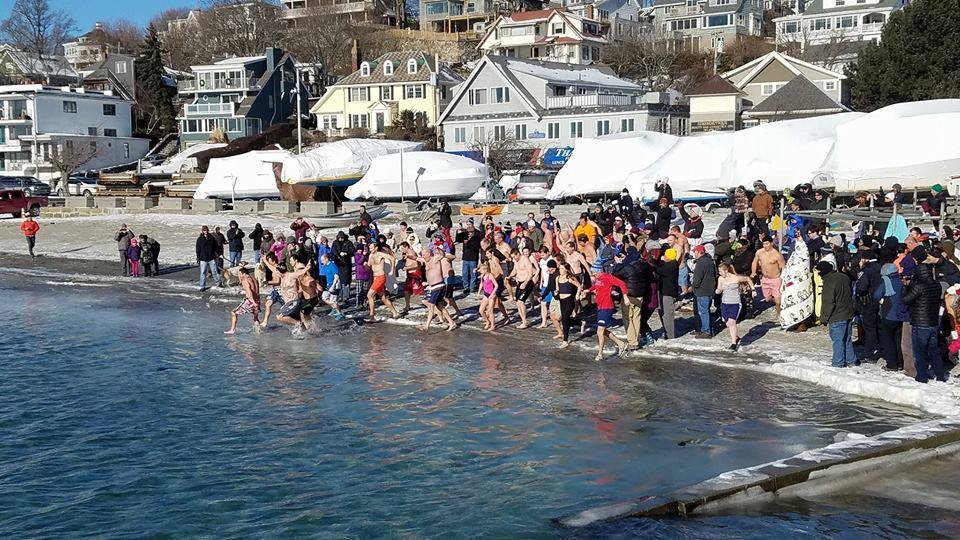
[407,59,417,74]
[360,62,370,76]
[384,61,394,76]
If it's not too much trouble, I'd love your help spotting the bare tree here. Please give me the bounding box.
[0,0,76,58]
[198,0,286,58]
[469,134,523,184]
[602,28,713,94]
[284,10,357,81]
[101,19,144,54]
[49,138,101,195]
[776,22,860,72]
[150,7,194,29]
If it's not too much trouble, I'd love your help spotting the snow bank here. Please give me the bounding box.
[625,132,734,201]
[144,143,227,174]
[346,152,488,200]
[194,150,290,200]
[280,139,422,184]
[718,113,863,192]
[546,132,679,199]
[817,100,960,193]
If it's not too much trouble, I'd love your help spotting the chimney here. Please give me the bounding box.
[351,39,361,73]
[266,47,282,72]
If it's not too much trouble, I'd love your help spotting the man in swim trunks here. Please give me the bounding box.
[259,252,283,328]
[437,246,463,318]
[484,247,512,325]
[751,235,786,317]
[277,260,312,330]
[509,246,540,329]
[367,243,400,321]
[299,258,321,330]
[399,241,423,314]
[225,265,260,334]
[420,248,457,332]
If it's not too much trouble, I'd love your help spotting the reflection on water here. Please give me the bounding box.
[0,275,937,538]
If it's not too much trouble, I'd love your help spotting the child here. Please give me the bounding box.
[127,238,142,277]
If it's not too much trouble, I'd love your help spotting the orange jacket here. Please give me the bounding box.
[20,220,40,237]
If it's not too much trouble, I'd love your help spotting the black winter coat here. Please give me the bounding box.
[652,259,680,299]
[227,227,245,252]
[196,234,219,262]
[613,259,651,298]
[855,260,882,311]
[456,228,483,262]
[692,256,717,298]
[903,264,943,328]
[820,270,855,324]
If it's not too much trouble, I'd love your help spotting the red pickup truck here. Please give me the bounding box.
[0,189,48,218]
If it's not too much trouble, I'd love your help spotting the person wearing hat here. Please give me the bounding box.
[903,263,947,383]
[923,183,950,227]
[196,225,224,291]
[114,223,135,276]
[854,249,882,362]
[653,197,673,240]
[818,259,857,367]
[873,263,908,371]
[618,188,634,217]
[751,181,774,239]
[652,247,680,340]
[691,244,718,338]
[677,203,704,246]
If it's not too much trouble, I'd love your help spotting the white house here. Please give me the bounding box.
[774,0,910,68]
[0,85,150,181]
[646,0,765,54]
[478,8,609,65]
[439,55,689,153]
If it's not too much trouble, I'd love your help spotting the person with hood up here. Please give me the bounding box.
[331,231,356,303]
[114,223,135,276]
[617,188,634,217]
[903,263,947,383]
[854,249,883,362]
[226,220,245,267]
[873,263,909,371]
[249,223,264,263]
[818,260,857,367]
[138,235,160,276]
[751,181,774,239]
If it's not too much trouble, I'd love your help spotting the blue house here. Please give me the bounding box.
[176,47,310,149]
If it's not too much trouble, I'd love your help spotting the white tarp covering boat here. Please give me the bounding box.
[625,132,734,202]
[280,139,423,185]
[193,150,290,200]
[143,142,227,174]
[815,100,960,193]
[546,132,679,199]
[346,152,488,200]
[718,113,864,193]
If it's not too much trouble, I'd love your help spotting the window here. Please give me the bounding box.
[63,101,77,113]
[103,103,116,116]
[838,16,858,29]
[407,59,418,74]
[115,61,127,74]
[620,118,634,132]
[761,83,775,96]
[468,88,488,106]
[494,87,510,103]
[596,120,610,136]
[547,122,560,139]
[657,117,669,133]
[782,21,799,33]
[514,124,527,140]
[349,114,369,128]
[670,18,698,31]
[383,61,394,76]
[494,125,506,141]
[570,121,583,138]
[320,115,339,130]
[824,81,837,91]
[348,87,370,102]
[404,84,425,99]
[104,128,117,137]
[87,127,98,136]
[381,85,394,100]
[472,125,485,142]
[552,23,564,35]
[706,14,731,27]
[360,62,370,76]
[454,127,466,143]
[811,18,831,31]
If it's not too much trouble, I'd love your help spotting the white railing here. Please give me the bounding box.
[178,77,261,92]
[545,93,637,108]
[666,5,703,16]
[184,102,237,115]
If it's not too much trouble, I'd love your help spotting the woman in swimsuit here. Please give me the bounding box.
[555,263,582,348]
[716,263,753,351]
[477,263,499,331]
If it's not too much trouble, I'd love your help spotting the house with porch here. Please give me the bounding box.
[176,47,310,149]
[310,52,462,137]
[646,0,765,54]
[477,8,608,65]
[439,55,689,154]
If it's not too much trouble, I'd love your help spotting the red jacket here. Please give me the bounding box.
[588,272,627,310]
[20,220,40,237]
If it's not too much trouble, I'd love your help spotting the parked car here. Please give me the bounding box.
[56,172,100,197]
[513,170,556,201]
[0,188,48,217]
[0,176,51,197]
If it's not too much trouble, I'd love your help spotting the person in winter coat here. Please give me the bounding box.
[873,263,909,371]
[903,263,947,383]
[20,214,39,257]
[653,198,673,240]
[114,224,135,276]
[127,238,142,277]
[854,250,883,361]
[691,245,718,337]
[751,181,774,239]
[818,260,857,367]
[612,247,648,350]
[656,177,674,204]
[653,247,680,339]
[617,189,634,217]
[212,226,227,270]
[438,201,454,230]
[677,203,704,245]
[456,221,483,293]
[226,220,245,267]
[249,223,264,263]
[196,225,223,290]
[331,231,355,303]
[290,217,311,241]
[138,235,160,276]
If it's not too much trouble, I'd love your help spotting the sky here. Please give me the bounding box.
[0,0,196,33]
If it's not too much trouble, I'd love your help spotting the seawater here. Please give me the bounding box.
[0,271,950,538]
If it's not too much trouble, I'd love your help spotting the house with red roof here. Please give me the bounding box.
[477,8,609,65]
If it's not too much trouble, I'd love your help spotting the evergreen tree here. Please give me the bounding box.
[847,0,960,111]
[135,25,177,135]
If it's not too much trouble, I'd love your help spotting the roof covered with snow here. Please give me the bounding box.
[495,56,640,90]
